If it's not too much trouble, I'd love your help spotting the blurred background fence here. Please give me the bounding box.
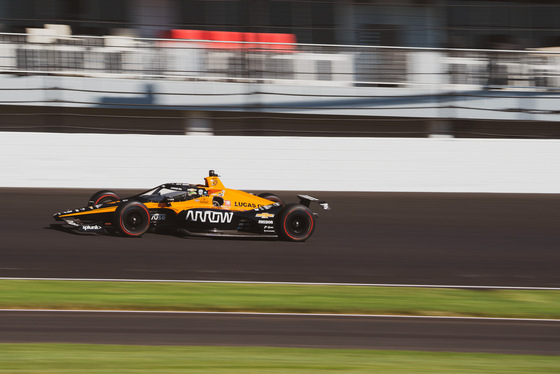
[1,0,560,139]
[0,30,560,138]
[1,31,560,88]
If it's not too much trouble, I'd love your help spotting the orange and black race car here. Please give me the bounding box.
[53,170,330,241]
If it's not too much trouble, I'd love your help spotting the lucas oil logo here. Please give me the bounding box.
[235,201,262,208]
[186,210,233,224]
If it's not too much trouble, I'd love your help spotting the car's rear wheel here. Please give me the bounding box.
[88,190,120,206]
[258,192,285,205]
[114,201,150,237]
[275,203,315,242]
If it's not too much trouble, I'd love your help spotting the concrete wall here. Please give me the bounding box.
[2,131,560,193]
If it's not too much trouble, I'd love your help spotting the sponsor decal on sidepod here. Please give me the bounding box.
[235,202,260,208]
[151,213,166,221]
[255,212,275,219]
[185,210,234,224]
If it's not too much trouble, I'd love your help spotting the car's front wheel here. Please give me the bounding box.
[114,201,150,237]
[275,203,315,242]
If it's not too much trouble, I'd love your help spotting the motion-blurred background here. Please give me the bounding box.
[1,0,560,191]
[2,0,560,136]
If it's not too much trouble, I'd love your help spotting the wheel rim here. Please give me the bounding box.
[286,212,310,236]
[123,210,146,233]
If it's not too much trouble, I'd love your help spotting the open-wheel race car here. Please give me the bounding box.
[53,170,330,241]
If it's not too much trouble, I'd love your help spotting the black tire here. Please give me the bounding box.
[258,192,285,205]
[88,190,120,206]
[275,203,315,242]
[114,201,150,237]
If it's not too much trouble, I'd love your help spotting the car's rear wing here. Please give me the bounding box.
[297,194,331,210]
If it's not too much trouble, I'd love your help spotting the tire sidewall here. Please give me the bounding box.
[89,190,120,206]
[275,203,315,241]
[114,201,150,237]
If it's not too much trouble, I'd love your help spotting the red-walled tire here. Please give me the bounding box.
[257,192,285,205]
[114,201,150,237]
[275,203,315,242]
[88,190,120,206]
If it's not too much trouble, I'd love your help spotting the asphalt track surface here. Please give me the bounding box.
[1,311,559,355]
[1,188,559,287]
[1,189,560,353]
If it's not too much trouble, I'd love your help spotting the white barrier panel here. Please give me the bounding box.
[2,132,560,193]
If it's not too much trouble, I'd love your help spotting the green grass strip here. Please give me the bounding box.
[1,280,560,319]
[1,344,559,373]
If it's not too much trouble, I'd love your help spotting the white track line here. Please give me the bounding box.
[1,309,559,322]
[1,277,559,290]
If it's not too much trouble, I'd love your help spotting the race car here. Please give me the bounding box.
[53,170,330,241]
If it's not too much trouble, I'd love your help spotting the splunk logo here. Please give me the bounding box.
[185,210,234,224]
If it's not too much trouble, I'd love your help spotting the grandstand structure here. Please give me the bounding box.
[0,0,559,138]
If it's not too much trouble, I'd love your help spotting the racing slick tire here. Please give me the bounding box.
[88,190,120,206]
[257,192,285,205]
[275,203,315,242]
[114,201,150,237]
